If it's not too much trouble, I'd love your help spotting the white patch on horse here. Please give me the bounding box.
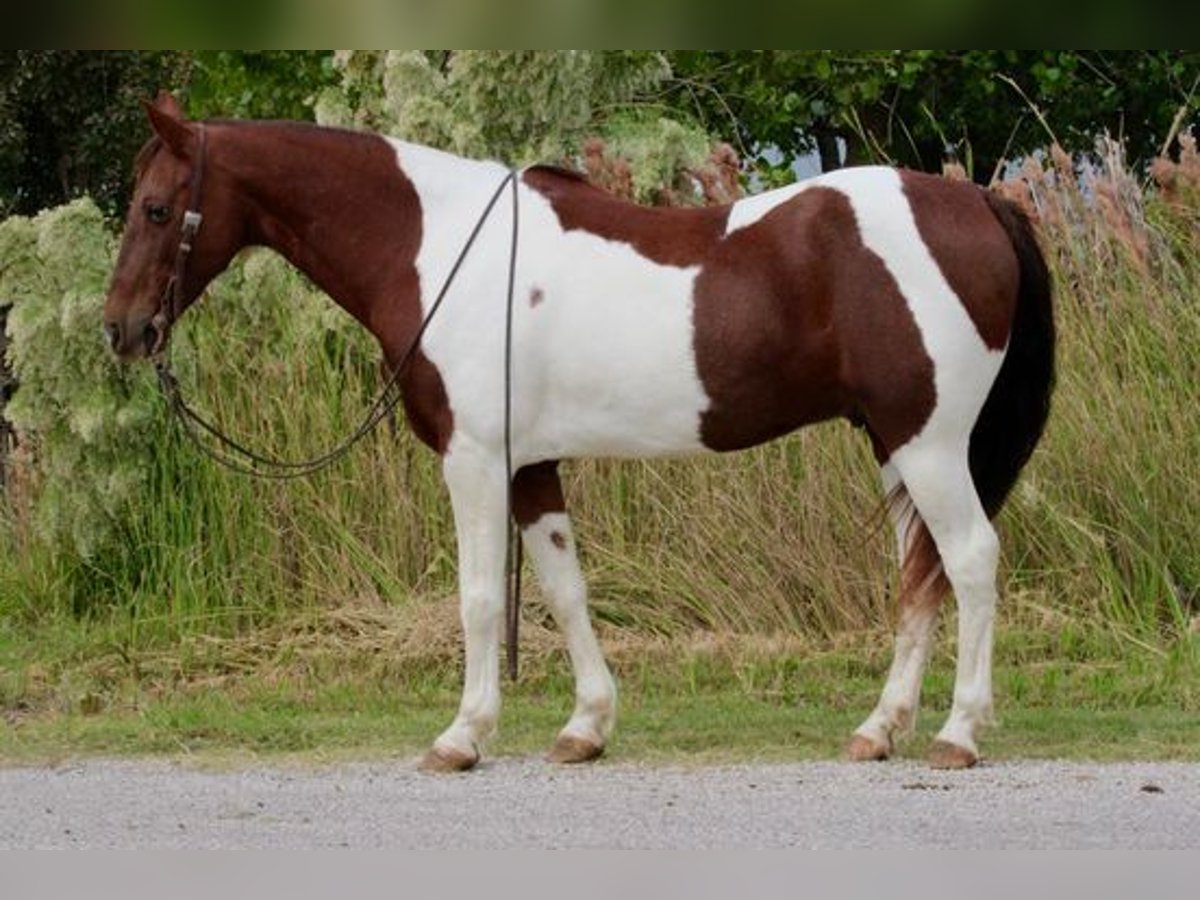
[394,139,710,463]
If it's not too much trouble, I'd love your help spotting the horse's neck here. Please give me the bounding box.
[222,122,429,344]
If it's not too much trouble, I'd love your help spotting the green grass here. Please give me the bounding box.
[3,620,1196,766]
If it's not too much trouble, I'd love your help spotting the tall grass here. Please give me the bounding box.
[1,136,1196,677]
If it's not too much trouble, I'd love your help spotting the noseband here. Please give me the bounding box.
[149,124,207,357]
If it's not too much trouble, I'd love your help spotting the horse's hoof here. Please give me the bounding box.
[546,734,604,764]
[846,733,891,762]
[418,745,479,773]
[927,739,979,770]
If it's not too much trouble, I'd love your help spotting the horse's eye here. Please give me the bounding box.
[145,203,171,225]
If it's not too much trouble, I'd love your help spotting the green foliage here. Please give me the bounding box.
[0,51,188,218]
[0,51,336,221]
[2,159,1195,649]
[313,51,722,203]
[0,198,161,558]
[0,57,1195,695]
[315,51,667,162]
[184,51,335,122]
[671,51,1199,182]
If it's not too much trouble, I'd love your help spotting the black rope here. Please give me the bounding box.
[503,170,521,682]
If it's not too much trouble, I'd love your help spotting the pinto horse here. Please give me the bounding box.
[104,93,1054,771]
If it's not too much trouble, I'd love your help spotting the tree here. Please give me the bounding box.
[0,52,188,218]
[0,51,336,220]
[670,51,1199,183]
[184,51,334,121]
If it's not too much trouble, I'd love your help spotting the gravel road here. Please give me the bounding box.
[1,757,1196,849]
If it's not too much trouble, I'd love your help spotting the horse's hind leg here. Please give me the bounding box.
[513,462,616,763]
[889,440,1000,769]
[848,463,950,761]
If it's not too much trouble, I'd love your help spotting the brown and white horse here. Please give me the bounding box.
[105,93,1054,771]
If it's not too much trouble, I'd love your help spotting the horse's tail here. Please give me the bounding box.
[970,190,1056,518]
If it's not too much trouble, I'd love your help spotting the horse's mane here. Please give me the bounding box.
[525,163,592,185]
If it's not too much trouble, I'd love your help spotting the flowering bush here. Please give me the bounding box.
[314,51,739,206]
[0,198,161,558]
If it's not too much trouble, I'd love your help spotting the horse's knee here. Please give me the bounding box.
[459,587,504,633]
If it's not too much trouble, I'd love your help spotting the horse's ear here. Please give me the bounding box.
[150,89,185,119]
[144,93,195,158]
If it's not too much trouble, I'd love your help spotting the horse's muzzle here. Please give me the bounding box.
[103,314,163,360]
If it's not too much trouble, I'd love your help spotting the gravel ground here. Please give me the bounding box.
[1,757,1196,849]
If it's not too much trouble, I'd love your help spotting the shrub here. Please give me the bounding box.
[0,198,162,559]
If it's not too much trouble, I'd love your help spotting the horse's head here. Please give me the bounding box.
[104,91,242,360]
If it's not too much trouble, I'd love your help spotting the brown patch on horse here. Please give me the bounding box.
[529,285,545,307]
[215,122,456,454]
[549,531,567,550]
[511,460,566,528]
[901,170,1017,352]
[693,188,936,455]
[523,166,729,268]
[379,350,454,455]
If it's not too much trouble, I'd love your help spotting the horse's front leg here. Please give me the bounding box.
[513,461,616,763]
[420,437,509,773]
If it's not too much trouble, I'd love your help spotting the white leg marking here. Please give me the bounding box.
[523,513,616,747]
[891,442,999,757]
[853,464,942,753]
[434,437,509,760]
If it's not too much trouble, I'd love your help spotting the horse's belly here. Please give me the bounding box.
[524,281,710,459]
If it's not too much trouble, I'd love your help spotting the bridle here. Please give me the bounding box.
[146,124,526,679]
[149,124,208,356]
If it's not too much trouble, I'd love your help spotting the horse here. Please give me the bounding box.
[104,92,1054,772]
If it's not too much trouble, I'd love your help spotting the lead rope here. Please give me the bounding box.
[503,169,521,682]
[155,165,526,678]
[154,169,517,479]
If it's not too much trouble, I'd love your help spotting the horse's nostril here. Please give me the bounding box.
[104,322,121,351]
[142,320,161,353]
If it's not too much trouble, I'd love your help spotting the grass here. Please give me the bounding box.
[1,136,1198,766]
[2,611,1197,765]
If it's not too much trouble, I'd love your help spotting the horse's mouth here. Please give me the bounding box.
[144,317,168,358]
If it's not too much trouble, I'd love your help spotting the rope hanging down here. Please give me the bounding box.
[154,166,525,679]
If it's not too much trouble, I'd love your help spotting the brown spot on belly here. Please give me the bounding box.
[901,170,1017,351]
[529,285,544,307]
[693,187,936,456]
